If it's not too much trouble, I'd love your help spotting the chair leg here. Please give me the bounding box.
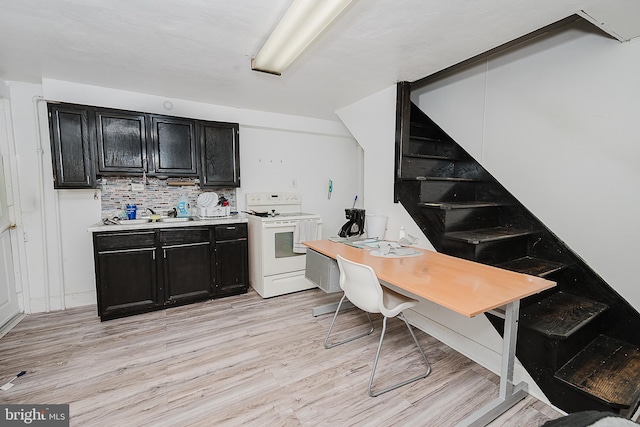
[324,294,374,349]
[368,312,431,397]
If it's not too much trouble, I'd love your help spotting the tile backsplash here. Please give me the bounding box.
[99,177,236,219]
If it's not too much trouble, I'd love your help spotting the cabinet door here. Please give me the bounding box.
[94,231,159,319]
[48,104,95,188]
[160,228,213,304]
[96,249,158,319]
[199,121,240,188]
[214,224,248,297]
[96,109,148,174]
[150,115,198,176]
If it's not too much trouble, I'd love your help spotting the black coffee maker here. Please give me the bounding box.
[338,208,366,238]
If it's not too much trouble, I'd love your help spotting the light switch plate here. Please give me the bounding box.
[131,183,145,192]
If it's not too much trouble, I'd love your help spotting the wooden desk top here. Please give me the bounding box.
[304,240,555,318]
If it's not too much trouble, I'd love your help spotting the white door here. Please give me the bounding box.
[0,100,19,329]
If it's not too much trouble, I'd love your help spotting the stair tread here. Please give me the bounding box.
[404,153,456,161]
[520,291,609,339]
[408,134,449,142]
[401,176,480,182]
[418,201,501,210]
[497,256,566,277]
[555,335,640,409]
[444,226,534,244]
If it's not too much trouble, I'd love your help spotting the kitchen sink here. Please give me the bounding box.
[119,218,152,225]
[157,217,193,222]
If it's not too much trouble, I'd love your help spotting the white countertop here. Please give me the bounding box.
[88,214,248,233]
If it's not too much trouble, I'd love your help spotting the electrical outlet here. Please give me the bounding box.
[131,183,145,192]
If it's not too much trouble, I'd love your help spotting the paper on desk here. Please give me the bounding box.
[346,238,379,248]
[370,246,421,258]
[398,234,417,246]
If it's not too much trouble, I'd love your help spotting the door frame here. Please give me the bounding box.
[0,97,24,334]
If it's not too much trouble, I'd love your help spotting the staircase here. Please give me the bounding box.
[394,82,640,417]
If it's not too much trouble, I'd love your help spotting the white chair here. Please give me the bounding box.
[324,254,431,397]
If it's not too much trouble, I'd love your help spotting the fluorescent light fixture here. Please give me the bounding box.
[252,0,354,75]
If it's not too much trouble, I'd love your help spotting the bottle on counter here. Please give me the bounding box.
[176,193,191,218]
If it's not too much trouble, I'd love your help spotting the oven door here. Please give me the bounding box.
[261,221,307,276]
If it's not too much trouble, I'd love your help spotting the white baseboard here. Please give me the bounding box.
[23,291,96,314]
[0,312,26,340]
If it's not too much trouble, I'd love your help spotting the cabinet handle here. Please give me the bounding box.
[86,175,90,185]
[226,226,236,230]
[163,249,166,259]
[153,251,155,261]
[98,247,155,255]
[162,242,210,250]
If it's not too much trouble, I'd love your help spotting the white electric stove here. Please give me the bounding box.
[246,192,322,298]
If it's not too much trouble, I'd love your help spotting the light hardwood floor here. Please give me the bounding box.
[0,288,564,426]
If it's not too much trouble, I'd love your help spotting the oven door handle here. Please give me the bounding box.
[263,222,295,229]
[262,220,321,229]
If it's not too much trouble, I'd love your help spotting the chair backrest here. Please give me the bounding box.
[336,255,383,314]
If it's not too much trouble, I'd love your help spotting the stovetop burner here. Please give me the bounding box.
[245,192,320,222]
[277,212,314,217]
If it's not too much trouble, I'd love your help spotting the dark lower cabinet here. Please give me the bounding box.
[214,224,249,297]
[160,228,212,304]
[94,231,159,319]
[93,223,248,320]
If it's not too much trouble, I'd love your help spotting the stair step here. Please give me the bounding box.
[555,335,640,410]
[408,135,448,143]
[520,292,609,339]
[444,226,534,244]
[497,256,566,277]
[402,176,480,182]
[405,153,456,161]
[418,201,501,210]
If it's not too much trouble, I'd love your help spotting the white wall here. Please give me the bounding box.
[336,87,434,247]
[5,83,66,313]
[238,125,361,234]
[6,79,360,311]
[413,21,640,311]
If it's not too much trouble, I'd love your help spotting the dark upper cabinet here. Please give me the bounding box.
[200,121,240,188]
[95,109,148,175]
[48,104,95,188]
[48,102,239,183]
[150,115,198,176]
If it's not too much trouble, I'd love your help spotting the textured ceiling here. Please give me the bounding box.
[0,0,638,120]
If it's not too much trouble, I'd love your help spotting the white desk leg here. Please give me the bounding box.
[457,300,528,427]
